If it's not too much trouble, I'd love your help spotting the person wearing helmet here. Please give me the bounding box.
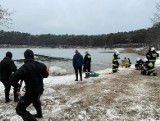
[147,61,157,76]
[112,59,119,73]
[141,58,149,75]
[141,58,157,76]
[0,52,17,103]
[113,51,120,60]
[112,51,120,73]
[10,49,49,121]
[135,58,144,70]
[146,47,159,66]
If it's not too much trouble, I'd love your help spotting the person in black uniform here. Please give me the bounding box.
[83,51,91,78]
[141,58,157,76]
[0,51,17,103]
[112,51,120,73]
[10,49,49,121]
[135,58,144,70]
[146,47,159,66]
[141,58,149,75]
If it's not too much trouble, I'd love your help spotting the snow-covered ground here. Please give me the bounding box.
[0,58,160,120]
[0,67,131,121]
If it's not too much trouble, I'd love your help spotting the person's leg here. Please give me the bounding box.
[16,96,37,121]
[14,87,20,102]
[1,81,11,103]
[87,64,91,77]
[79,67,82,80]
[83,65,87,78]
[33,91,43,118]
[74,67,78,81]
[88,63,91,72]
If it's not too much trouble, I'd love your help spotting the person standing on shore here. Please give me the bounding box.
[112,51,120,73]
[10,49,49,121]
[0,51,17,103]
[83,51,91,78]
[73,50,84,81]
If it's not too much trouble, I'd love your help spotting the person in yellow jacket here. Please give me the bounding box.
[121,57,131,68]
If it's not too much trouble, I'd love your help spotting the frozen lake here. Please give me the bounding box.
[0,48,144,74]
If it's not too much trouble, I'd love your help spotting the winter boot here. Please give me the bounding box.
[153,72,157,76]
[22,111,37,121]
[33,114,43,118]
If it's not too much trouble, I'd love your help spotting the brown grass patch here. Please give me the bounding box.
[124,48,136,53]
[124,47,148,55]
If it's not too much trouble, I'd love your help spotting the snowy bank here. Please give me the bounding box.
[0,64,160,120]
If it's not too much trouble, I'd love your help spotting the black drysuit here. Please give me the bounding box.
[0,57,17,102]
[10,59,49,121]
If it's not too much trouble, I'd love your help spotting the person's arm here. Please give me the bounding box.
[9,61,17,72]
[9,66,24,88]
[42,64,49,78]
[73,55,75,67]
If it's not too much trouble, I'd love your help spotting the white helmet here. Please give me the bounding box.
[151,47,155,51]
[116,51,119,55]
[143,58,148,62]
[137,58,140,61]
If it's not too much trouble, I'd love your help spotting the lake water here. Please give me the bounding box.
[0,48,145,74]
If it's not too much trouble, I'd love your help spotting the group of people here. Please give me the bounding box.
[0,49,91,120]
[73,50,91,81]
[135,47,159,76]
[112,51,132,73]
[112,47,159,75]
[0,47,159,121]
[0,49,49,121]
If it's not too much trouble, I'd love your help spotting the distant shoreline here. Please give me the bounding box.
[0,44,102,49]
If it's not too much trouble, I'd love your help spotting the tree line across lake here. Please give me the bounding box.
[0,23,160,48]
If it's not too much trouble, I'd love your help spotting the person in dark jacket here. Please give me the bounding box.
[10,49,49,121]
[83,51,91,78]
[146,47,159,66]
[0,51,17,103]
[73,50,83,81]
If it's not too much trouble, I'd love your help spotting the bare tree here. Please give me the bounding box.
[0,4,12,28]
[152,0,160,25]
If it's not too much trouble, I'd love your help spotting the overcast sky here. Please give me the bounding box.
[0,0,159,35]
